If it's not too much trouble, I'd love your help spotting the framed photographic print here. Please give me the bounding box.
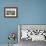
[4,7,18,18]
[18,24,46,42]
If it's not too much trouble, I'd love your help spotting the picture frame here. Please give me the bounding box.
[18,24,46,42]
[4,7,18,18]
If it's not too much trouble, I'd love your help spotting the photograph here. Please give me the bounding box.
[18,24,46,41]
[4,7,18,18]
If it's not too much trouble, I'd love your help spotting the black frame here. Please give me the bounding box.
[4,7,18,18]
